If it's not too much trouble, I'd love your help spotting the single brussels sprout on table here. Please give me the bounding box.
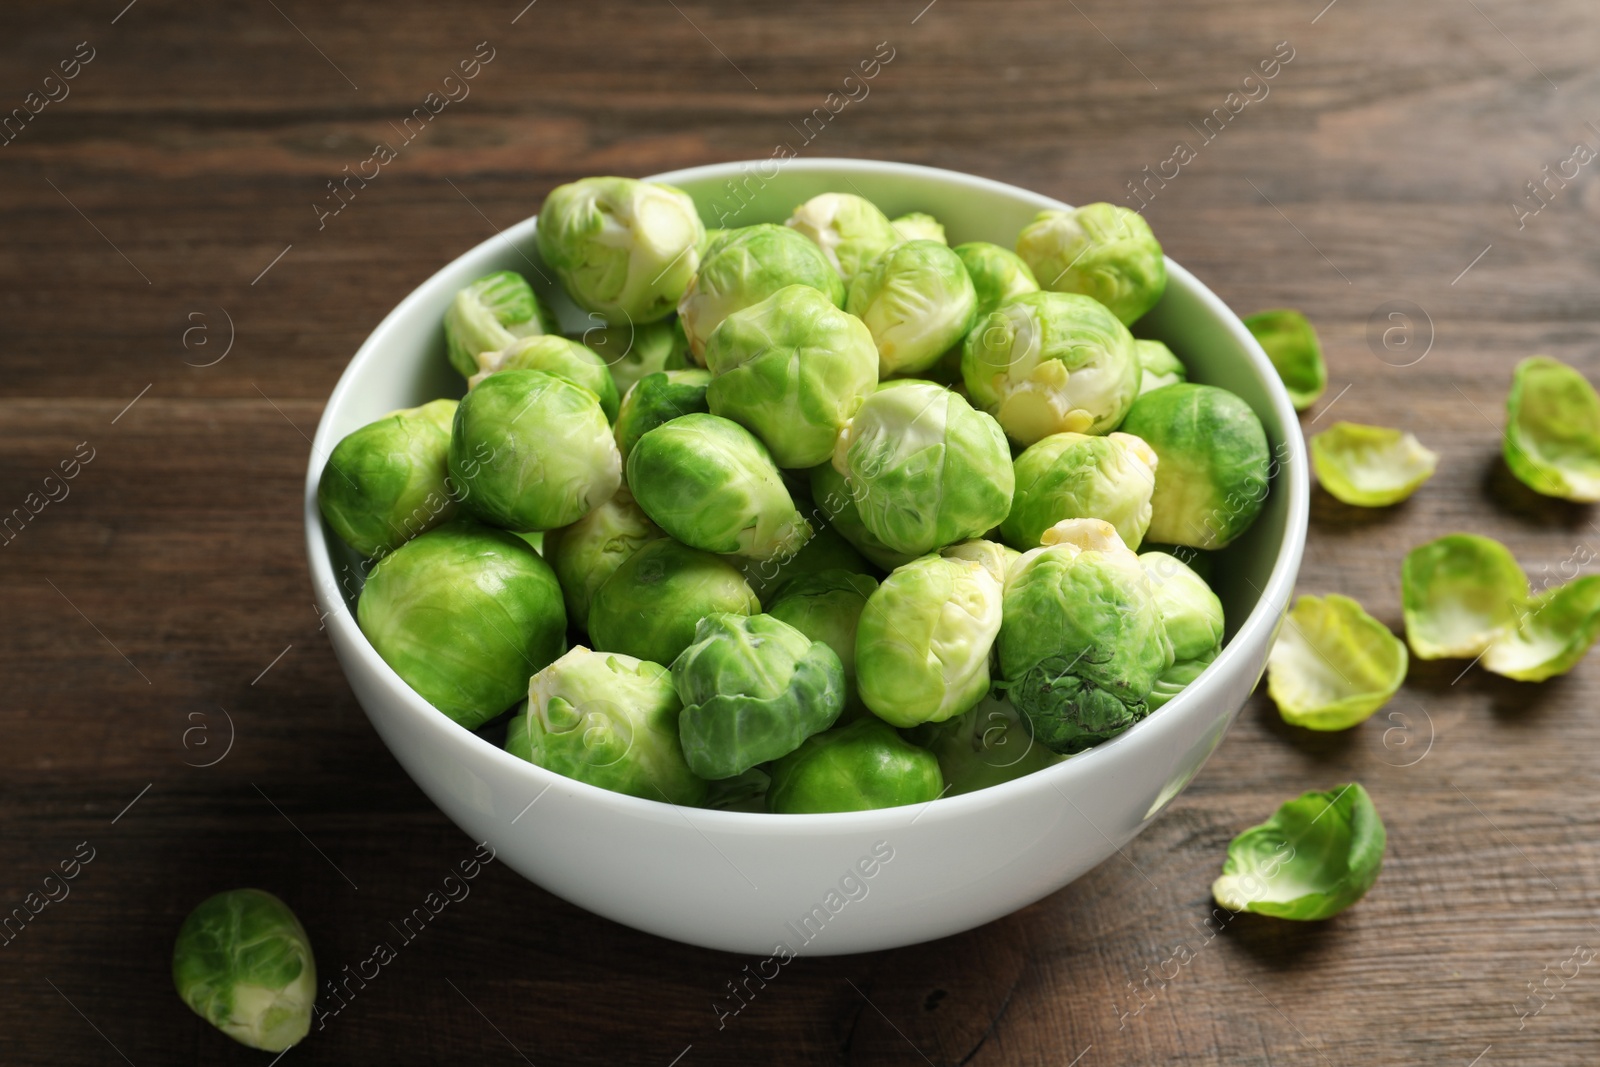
[678,224,846,359]
[847,240,978,377]
[733,525,873,606]
[536,176,706,324]
[891,211,947,245]
[768,569,879,715]
[1243,308,1326,411]
[541,485,663,631]
[172,889,316,1052]
[1015,203,1167,326]
[318,398,458,560]
[1002,431,1159,551]
[1139,550,1224,710]
[588,538,759,667]
[1267,594,1406,731]
[1400,534,1528,659]
[952,240,1040,318]
[705,283,879,468]
[613,368,712,462]
[470,334,621,422]
[581,318,691,397]
[808,461,920,571]
[907,695,1059,795]
[784,192,901,281]
[961,291,1142,446]
[359,523,567,727]
[767,718,944,814]
[1134,339,1186,395]
[672,612,846,780]
[444,270,558,380]
[1212,783,1386,921]
[1310,422,1437,507]
[1503,355,1600,502]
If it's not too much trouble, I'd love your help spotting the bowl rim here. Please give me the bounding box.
[304,156,1308,833]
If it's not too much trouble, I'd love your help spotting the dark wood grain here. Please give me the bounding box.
[4,0,1600,1063]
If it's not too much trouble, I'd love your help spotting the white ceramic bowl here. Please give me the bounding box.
[305,159,1308,956]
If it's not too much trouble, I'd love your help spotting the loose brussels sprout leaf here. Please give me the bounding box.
[471,334,621,422]
[961,291,1142,446]
[541,485,663,631]
[1267,594,1406,731]
[705,284,879,468]
[172,889,316,1052]
[952,241,1040,319]
[536,176,705,324]
[768,718,944,813]
[768,569,879,715]
[1015,203,1167,326]
[613,368,712,463]
[703,767,770,811]
[1119,383,1271,550]
[673,612,846,780]
[1002,431,1159,551]
[940,538,1020,586]
[318,398,459,560]
[449,369,622,532]
[443,271,557,379]
[846,240,978,377]
[581,318,691,397]
[358,523,567,728]
[1212,783,1386,921]
[1310,422,1437,507]
[906,694,1060,795]
[678,224,846,359]
[1400,534,1528,659]
[808,462,921,571]
[504,702,533,760]
[1482,575,1600,682]
[784,192,901,281]
[1503,355,1600,502]
[1134,339,1186,396]
[734,524,873,606]
[1139,550,1224,664]
[627,413,812,561]
[588,538,759,666]
[525,646,707,805]
[891,211,947,245]
[1242,308,1326,411]
[833,380,1014,557]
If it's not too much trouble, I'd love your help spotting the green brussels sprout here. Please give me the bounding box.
[1134,339,1186,395]
[173,889,316,1052]
[784,192,901,281]
[906,695,1059,795]
[855,555,1004,727]
[524,646,707,805]
[997,519,1173,754]
[1147,649,1216,711]
[678,224,846,359]
[807,462,920,571]
[504,702,533,760]
[1243,308,1326,411]
[358,523,567,727]
[613,368,712,463]
[891,211,947,245]
[705,284,879,467]
[580,318,691,397]
[318,399,458,560]
[1119,383,1271,550]
[1139,549,1224,710]
[1002,431,1159,551]
[535,176,706,324]
[961,291,1142,446]
[1400,534,1528,659]
[627,413,812,560]
[846,240,979,377]
[443,270,558,379]
[1310,422,1438,507]
[703,767,770,811]
[733,524,873,606]
[541,485,663,630]
[767,718,943,813]
[833,381,1014,557]
[940,538,1020,585]
[1212,783,1386,921]
[672,612,846,780]
[1482,575,1600,682]
[1503,355,1600,502]
[470,334,621,422]
[449,369,621,532]
[1267,594,1405,731]
[768,569,879,714]
[588,538,759,666]
[1015,203,1167,326]
[952,241,1040,318]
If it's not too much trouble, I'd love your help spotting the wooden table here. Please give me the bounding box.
[4,0,1597,1062]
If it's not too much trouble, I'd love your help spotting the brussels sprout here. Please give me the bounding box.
[1002,431,1158,551]
[961,291,1142,446]
[808,461,921,571]
[1139,550,1224,709]
[907,695,1059,795]
[535,176,705,324]
[1310,422,1438,507]
[952,241,1040,318]
[504,703,533,760]
[703,767,770,811]
[1147,649,1216,711]
[613,368,712,463]
[1267,594,1406,731]
[678,224,846,359]
[847,241,979,377]
[1134,339,1186,395]
[1400,534,1528,659]
[1015,203,1167,326]
[855,555,1004,727]
[1503,355,1600,502]
[705,284,879,467]
[524,647,707,805]
[627,413,812,560]
[588,538,759,665]
[767,718,943,813]
[734,525,873,606]
[672,612,846,780]
[173,889,316,1052]
[891,212,947,245]
[318,399,458,560]
[358,523,567,727]
[1482,575,1600,682]
[940,538,1020,585]
[443,270,558,379]
[470,335,621,422]
[833,381,1014,557]
[1243,308,1326,411]
[449,369,621,532]
[542,485,663,630]
[784,192,901,281]
[1119,383,1271,550]
[581,318,691,397]
[768,569,879,713]
[1212,783,1386,921]
[997,519,1173,754]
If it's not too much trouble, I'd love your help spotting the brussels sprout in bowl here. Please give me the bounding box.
[305,159,1307,956]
